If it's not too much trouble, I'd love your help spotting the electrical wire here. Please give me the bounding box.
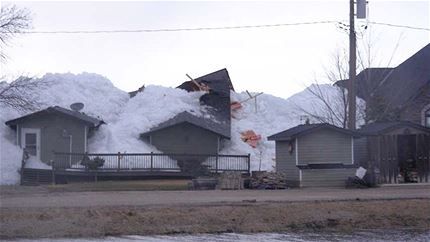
[2,20,428,34]
[10,21,338,34]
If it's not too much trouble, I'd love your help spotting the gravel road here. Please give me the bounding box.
[1,183,429,208]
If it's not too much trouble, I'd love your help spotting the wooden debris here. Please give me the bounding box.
[218,171,244,190]
[230,101,242,111]
[186,74,210,92]
[250,171,288,189]
[240,130,261,148]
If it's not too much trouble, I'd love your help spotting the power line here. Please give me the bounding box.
[369,21,430,31]
[1,20,339,34]
[2,20,428,34]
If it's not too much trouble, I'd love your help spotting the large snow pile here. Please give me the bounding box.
[89,86,207,153]
[0,72,360,184]
[0,73,129,185]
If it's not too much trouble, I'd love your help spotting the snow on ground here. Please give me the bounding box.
[0,72,357,184]
[0,105,22,185]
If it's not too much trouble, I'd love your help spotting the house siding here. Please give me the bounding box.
[354,137,368,167]
[275,140,300,186]
[17,113,87,164]
[297,129,353,165]
[149,122,220,155]
[301,168,356,187]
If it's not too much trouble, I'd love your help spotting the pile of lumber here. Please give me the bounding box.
[250,171,288,189]
[218,171,244,190]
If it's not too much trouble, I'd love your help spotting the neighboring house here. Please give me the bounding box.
[355,121,430,183]
[268,123,359,187]
[337,43,430,126]
[5,106,104,165]
[141,69,234,155]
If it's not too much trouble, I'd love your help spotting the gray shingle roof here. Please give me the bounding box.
[336,67,394,100]
[267,123,359,141]
[358,121,430,136]
[5,106,104,128]
[336,43,430,109]
[140,111,231,139]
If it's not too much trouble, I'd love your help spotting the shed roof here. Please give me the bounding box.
[140,111,231,139]
[5,106,104,129]
[267,123,359,141]
[358,121,430,136]
[335,43,430,109]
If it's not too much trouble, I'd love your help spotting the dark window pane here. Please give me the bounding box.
[25,133,36,145]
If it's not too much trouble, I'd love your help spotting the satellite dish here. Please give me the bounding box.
[70,102,84,112]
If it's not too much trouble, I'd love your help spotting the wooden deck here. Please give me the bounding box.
[21,152,251,185]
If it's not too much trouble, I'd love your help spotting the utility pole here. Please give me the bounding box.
[348,0,357,130]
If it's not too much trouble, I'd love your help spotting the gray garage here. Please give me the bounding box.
[268,123,360,187]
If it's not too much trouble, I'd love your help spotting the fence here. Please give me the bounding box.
[52,152,251,174]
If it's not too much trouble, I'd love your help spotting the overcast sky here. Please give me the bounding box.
[1,0,429,98]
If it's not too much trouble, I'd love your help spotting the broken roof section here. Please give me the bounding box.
[268,123,360,141]
[177,68,234,138]
[5,106,104,129]
[140,111,230,139]
[177,68,235,94]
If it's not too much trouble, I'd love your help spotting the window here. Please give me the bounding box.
[426,109,430,128]
[24,133,37,156]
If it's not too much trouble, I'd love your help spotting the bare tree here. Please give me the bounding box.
[293,28,402,128]
[0,4,31,62]
[0,5,48,112]
[0,76,49,112]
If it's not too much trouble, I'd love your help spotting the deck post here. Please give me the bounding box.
[150,152,153,171]
[215,154,219,173]
[51,160,56,185]
[247,153,251,174]
[117,152,121,172]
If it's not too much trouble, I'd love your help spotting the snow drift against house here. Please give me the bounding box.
[0,72,362,184]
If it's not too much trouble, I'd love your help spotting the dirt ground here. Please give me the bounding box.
[0,183,429,239]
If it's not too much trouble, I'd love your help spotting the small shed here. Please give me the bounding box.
[268,123,359,187]
[5,106,104,165]
[140,111,230,155]
[356,121,430,183]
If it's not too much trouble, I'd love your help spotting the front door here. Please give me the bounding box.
[21,128,41,160]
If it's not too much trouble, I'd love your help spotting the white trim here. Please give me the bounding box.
[84,126,88,152]
[21,128,41,160]
[351,137,354,164]
[421,103,430,126]
[295,138,299,165]
[16,124,19,146]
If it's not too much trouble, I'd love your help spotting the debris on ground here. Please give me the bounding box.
[250,171,288,189]
[218,171,244,190]
[241,130,262,148]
